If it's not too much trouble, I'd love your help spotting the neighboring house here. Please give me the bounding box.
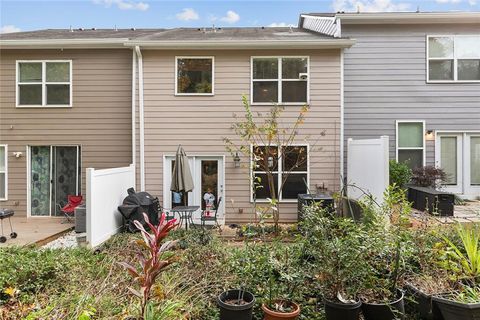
[0,28,353,222]
[300,12,480,199]
[0,30,144,218]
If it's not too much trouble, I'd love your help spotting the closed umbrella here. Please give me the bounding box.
[170,145,194,205]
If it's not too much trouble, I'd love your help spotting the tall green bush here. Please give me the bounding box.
[389,160,412,189]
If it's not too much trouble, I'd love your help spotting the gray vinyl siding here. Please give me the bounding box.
[342,24,480,168]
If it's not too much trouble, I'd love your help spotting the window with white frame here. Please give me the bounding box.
[396,121,425,170]
[252,145,308,201]
[251,57,309,104]
[0,145,7,200]
[17,61,72,107]
[428,35,480,82]
[176,57,214,95]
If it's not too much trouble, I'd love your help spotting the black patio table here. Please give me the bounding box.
[170,206,200,230]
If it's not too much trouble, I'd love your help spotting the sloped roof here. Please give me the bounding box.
[0,28,160,40]
[0,27,355,49]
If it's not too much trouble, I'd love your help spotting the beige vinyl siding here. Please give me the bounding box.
[140,49,341,223]
[0,49,133,216]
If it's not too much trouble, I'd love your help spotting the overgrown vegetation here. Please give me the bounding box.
[389,160,412,190]
[1,196,479,319]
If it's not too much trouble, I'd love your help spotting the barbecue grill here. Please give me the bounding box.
[117,188,160,233]
[0,209,17,243]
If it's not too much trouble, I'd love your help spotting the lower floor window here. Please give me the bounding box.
[396,121,425,170]
[252,145,308,201]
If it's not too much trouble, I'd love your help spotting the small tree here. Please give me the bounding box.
[224,95,312,233]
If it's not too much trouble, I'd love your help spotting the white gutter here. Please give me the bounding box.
[131,49,137,187]
[336,12,480,24]
[0,38,129,49]
[125,39,355,49]
[1,38,356,50]
[135,46,145,192]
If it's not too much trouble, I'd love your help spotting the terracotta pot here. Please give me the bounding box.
[261,300,300,320]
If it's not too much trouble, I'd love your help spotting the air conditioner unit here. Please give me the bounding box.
[299,73,308,80]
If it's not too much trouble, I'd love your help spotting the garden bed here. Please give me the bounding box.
[1,194,479,319]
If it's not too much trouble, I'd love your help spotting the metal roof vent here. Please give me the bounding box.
[131,27,136,31]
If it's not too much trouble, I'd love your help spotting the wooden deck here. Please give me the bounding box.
[0,216,74,247]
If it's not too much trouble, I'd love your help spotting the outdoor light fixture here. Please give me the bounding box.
[425,130,434,140]
[267,156,274,168]
[233,152,241,168]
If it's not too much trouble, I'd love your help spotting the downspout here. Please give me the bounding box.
[131,48,136,187]
[135,46,145,191]
[340,49,345,189]
[339,18,345,189]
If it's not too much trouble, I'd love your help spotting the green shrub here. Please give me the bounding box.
[0,247,68,300]
[389,160,412,189]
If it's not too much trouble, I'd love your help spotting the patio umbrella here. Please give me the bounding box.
[170,145,194,205]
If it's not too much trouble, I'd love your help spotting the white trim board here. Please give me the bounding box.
[395,120,426,167]
[16,60,73,108]
[174,56,215,96]
[0,145,7,201]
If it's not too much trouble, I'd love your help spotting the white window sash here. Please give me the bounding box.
[395,120,426,166]
[16,60,72,108]
[251,56,310,105]
[174,56,215,96]
[251,144,309,202]
[427,35,480,83]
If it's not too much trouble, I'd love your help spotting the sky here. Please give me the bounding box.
[1,0,479,33]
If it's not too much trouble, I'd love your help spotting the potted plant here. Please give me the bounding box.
[359,239,406,320]
[261,246,302,320]
[403,222,453,320]
[218,288,256,320]
[218,243,257,320]
[432,223,480,319]
[301,207,366,320]
[359,186,413,320]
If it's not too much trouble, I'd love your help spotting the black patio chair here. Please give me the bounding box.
[200,197,222,229]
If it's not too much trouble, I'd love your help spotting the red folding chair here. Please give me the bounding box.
[58,195,83,223]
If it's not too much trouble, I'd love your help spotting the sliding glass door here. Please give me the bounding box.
[29,145,81,217]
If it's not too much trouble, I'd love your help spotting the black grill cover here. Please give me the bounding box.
[118,188,159,232]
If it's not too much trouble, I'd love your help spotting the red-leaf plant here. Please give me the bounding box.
[118,212,178,318]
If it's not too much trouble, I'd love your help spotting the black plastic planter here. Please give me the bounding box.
[432,295,480,320]
[218,289,255,320]
[324,298,362,320]
[404,283,444,320]
[362,289,405,320]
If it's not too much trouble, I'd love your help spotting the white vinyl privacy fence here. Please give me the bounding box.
[347,136,389,204]
[86,164,135,247]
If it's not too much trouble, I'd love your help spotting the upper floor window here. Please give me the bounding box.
[0,145,7,201]
[175,57,214,95]
[16,61,72,107]
[428,35,480,82]
[251,57,309,104]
